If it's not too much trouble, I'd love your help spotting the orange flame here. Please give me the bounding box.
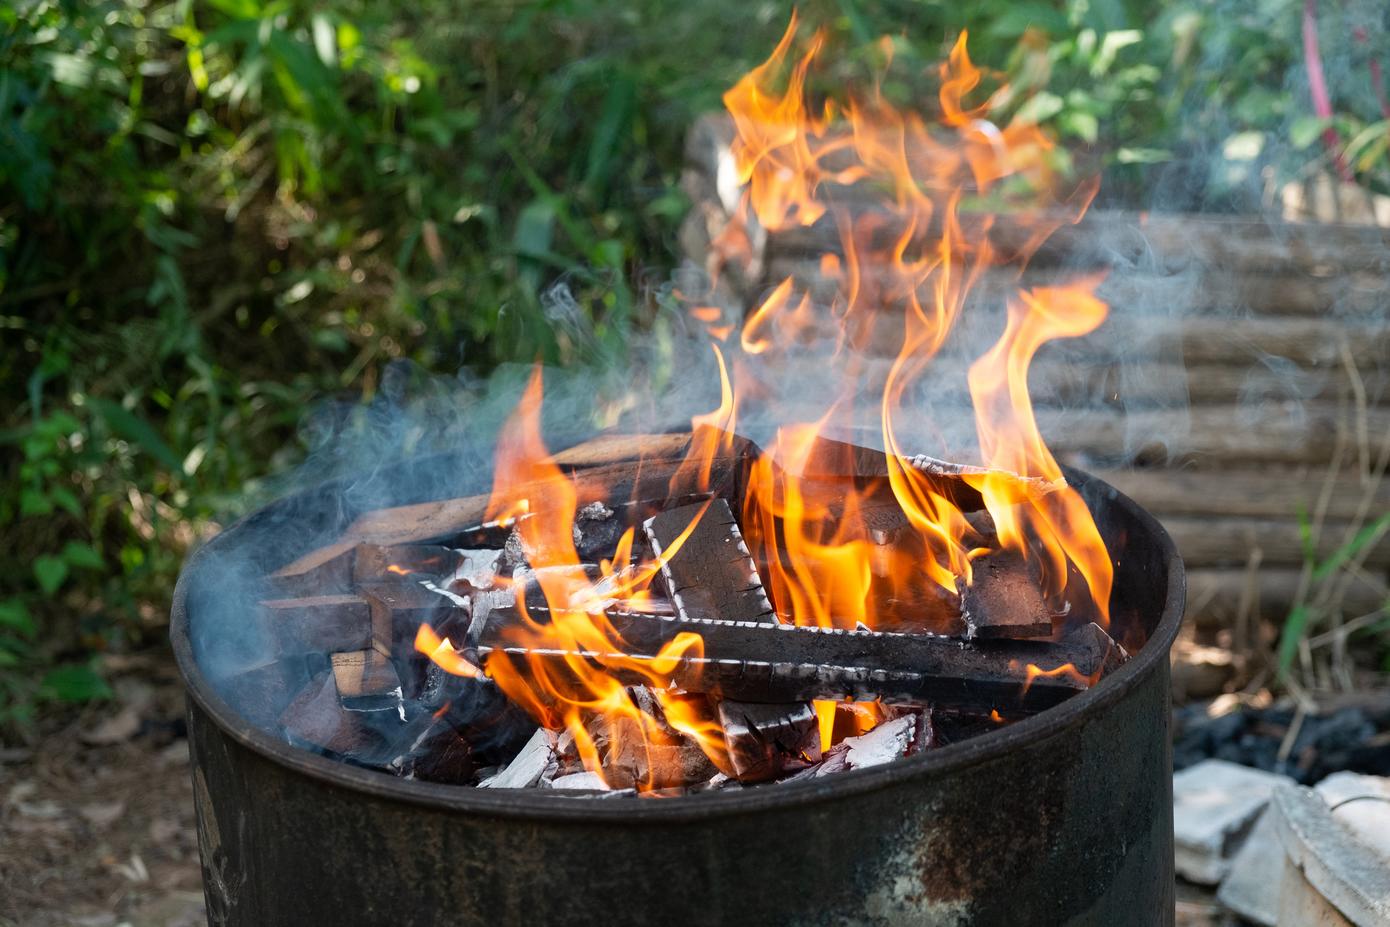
[458,16,1122,779]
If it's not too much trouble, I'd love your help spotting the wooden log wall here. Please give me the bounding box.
[680,113,1390,639]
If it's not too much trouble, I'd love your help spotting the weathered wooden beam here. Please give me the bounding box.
[1093,468,1390,522]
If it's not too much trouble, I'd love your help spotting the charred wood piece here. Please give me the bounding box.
[717,699,819,781]
[644,498,776,625]
[476,609,1121,711]
[958,550,1056,640]
[329,649,404,717]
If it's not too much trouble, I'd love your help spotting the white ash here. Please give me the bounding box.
[503,528,528,568]
[477,728,556,789]
[448,549,504,589]
[549,772,611,791]
[417,578,468,608]
[843,716,916,769]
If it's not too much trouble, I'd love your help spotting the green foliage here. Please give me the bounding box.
[2,0,1387,730]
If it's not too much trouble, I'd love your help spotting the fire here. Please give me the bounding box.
[414,15,1120,788]
[1021,661,1099,698]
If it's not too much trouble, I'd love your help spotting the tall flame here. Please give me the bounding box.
[418,16,1119,789]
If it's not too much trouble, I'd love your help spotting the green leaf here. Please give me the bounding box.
[33,555,69,596]
[1290,116,1331,150]
[1014,91,1064,125]
[0,600,35,636]
[48,485,81,517]
[1115,148,1172,164]
[89,398,184,474]
[20,488,53,517]
[1062,111,1099,144]
[1312,513,1390,583]
[60,541,104,571]
[41,664,113,703]
[1278,604,1313,674]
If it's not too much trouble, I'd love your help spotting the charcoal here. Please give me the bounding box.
[503,528,529,569]
[261,594,373,656]
[958,550,1055,640]
[572,501,626,561]
[447,548,504,590]
[593,692,719,789]
[477,608,1119,710]
[644,497,775,624]
[717,699,819,781]
[549,771,612,791]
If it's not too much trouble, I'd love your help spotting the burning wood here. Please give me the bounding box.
[958,551,1055,640]
[644,498,776,625]
[717,700,819,781]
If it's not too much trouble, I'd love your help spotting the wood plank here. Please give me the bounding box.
[1158,516,1390,569]
[765,254,1390,319]
[1185,567,1389,631]
[1095,468,1390,521]
[1045,405,1390,466]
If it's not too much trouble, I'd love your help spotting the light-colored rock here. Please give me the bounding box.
[1217,807,1281,926]
[1271,783,1390,927]
[1174,759,1292,884]
[1315,772,1390,866]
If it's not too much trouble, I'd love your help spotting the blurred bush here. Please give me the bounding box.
[1,0,1385,728]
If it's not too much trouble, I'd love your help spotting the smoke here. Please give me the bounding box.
[184,6,1390,771]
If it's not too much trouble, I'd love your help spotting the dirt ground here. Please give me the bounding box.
[0,651,205,927]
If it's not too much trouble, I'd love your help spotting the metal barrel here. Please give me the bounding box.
[172,465,1184,927]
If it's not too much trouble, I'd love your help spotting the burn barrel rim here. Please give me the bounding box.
[170,464,1184,822]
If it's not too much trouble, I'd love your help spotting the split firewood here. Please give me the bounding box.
[840,715,916,769]
[261,594,374,655]
[717,700,819,782]
[476,728,557,789]
[279,671,390,759]
[269,542,459,598]
[958,550,1056,640]
[549,432,692,468]
[359,580,462,656]
[644,498,776,625]
[474,608,1126,710]
[329,649,404,716]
